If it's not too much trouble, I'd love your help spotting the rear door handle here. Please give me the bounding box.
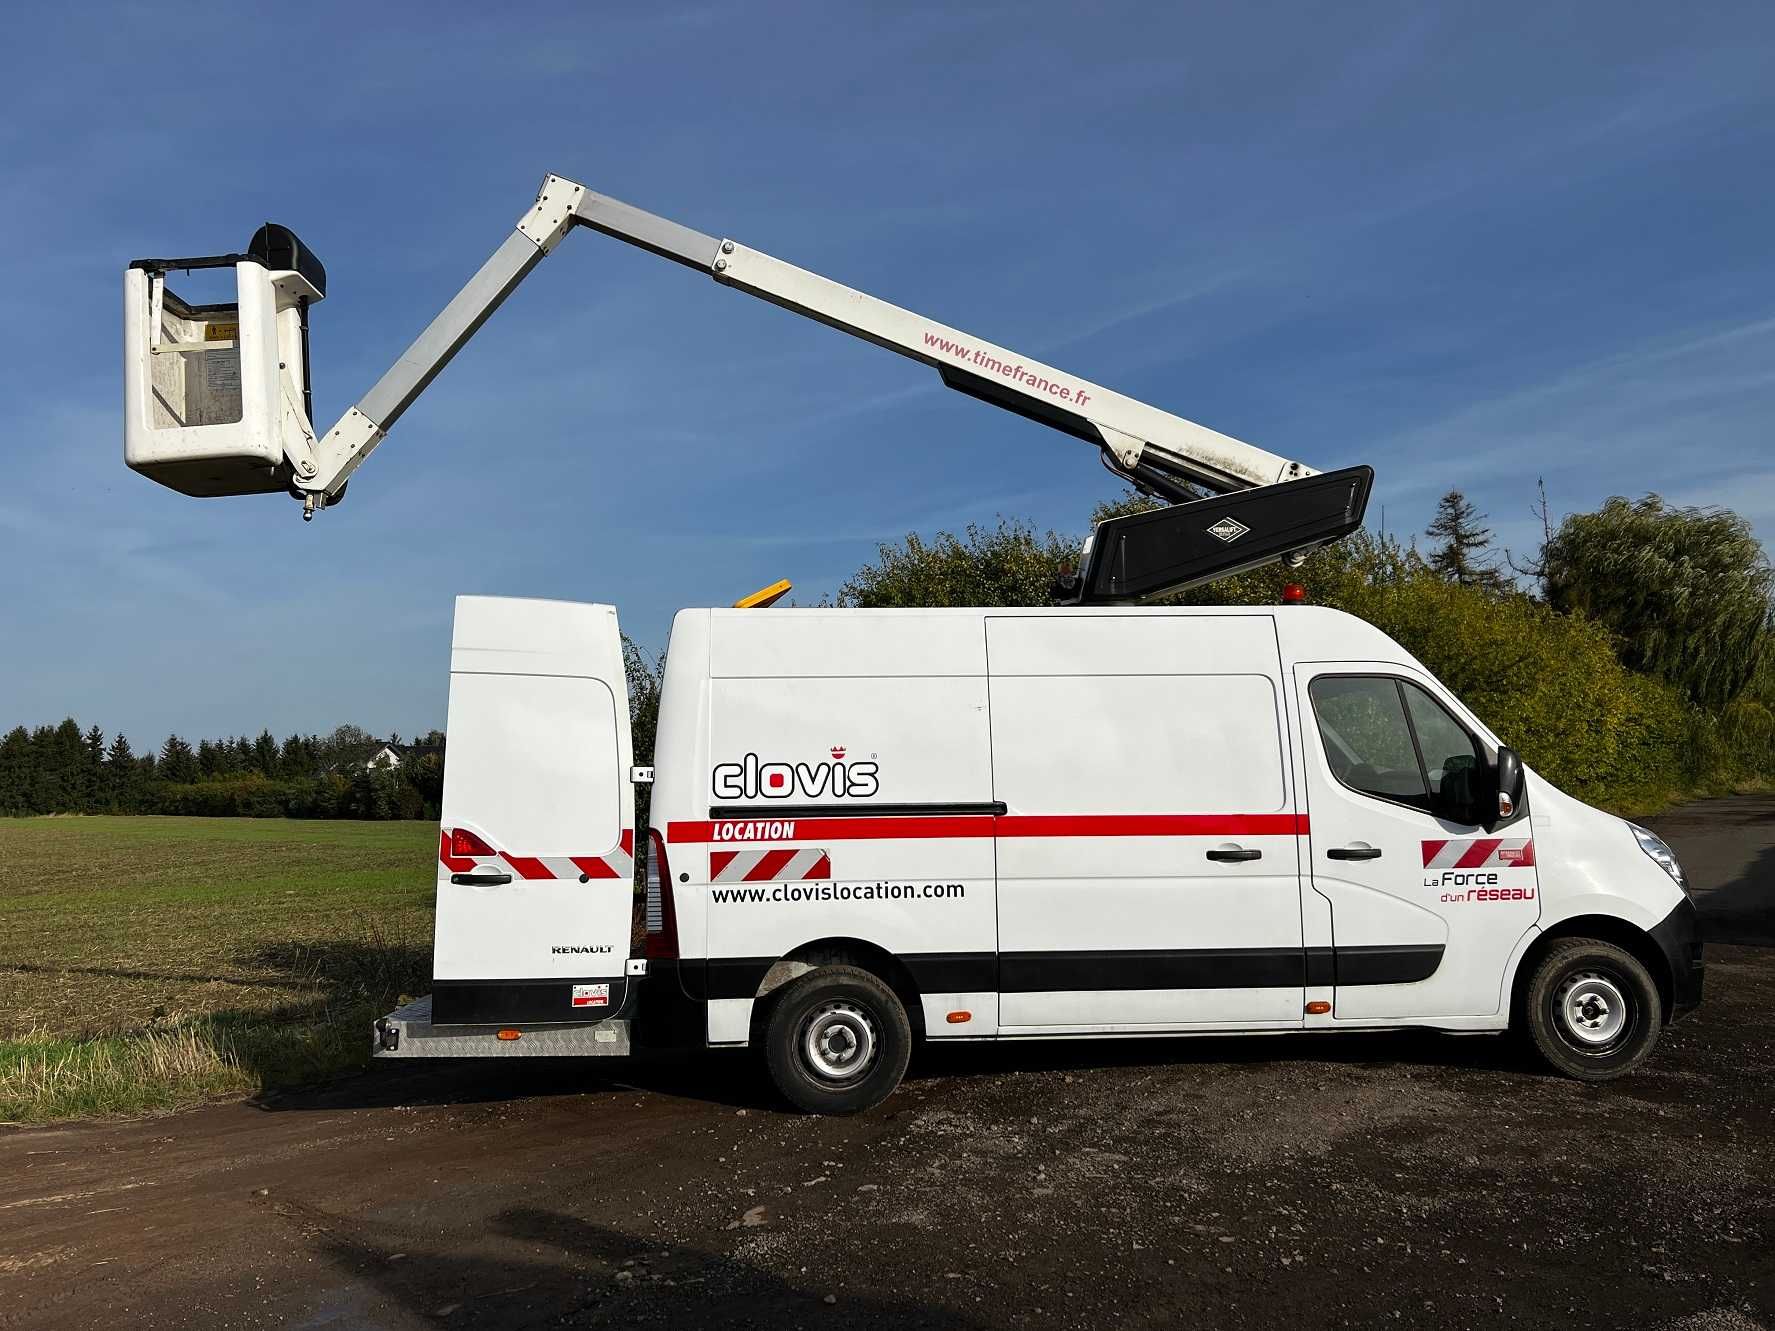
[1206,845,1262,862]
[451,869,513,886]
[1327,845,1383,861]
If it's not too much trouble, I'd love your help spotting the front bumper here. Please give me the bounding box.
[1649,896,1704,1019]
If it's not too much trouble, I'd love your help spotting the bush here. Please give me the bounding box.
[149,775,313,818]
[1542,495,1773,707]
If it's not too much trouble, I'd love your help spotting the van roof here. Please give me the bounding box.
[667,603,1427,690]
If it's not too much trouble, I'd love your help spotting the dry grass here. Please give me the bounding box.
[0,816,436,1122]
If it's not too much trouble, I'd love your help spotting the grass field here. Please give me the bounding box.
[0,817,437,1123]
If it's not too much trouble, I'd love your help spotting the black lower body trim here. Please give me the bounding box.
[431,977,630,1025]
[1649,896,1704,1018]
[687,946,1445,1001]
[636,960,708,1049]
[1001,948,1305,992]
[902,952,998,992]
[696,952,1001,999]
[1331,944,1445,987]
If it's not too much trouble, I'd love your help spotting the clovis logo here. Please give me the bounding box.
[714,748,879,801]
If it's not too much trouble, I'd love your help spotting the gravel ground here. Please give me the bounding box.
[1,797,1770,1330]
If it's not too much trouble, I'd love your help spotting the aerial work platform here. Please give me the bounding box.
[124,175,1370,599]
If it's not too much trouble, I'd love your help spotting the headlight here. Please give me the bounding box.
[1630,824,1686,889]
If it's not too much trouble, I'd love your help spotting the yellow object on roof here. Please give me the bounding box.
[733,579,792,609]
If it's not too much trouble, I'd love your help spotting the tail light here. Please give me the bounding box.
[451,827,496,857]
[644,828,679,960]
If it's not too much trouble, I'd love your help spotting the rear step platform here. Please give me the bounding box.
[373,995,631,1058]
[1074,464,1374,602]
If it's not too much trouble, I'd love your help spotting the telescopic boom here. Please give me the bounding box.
[125,174,1371,599]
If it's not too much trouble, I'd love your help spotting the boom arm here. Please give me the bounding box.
[297,175,1315,515]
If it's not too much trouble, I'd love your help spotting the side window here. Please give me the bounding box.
[1308,677,1430,809]
[1402,681,1485,815]
[1310,675,1487,822]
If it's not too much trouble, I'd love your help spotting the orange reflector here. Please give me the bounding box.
[1305,1000,1331,1015]
[946,1011,972,1024]
[1281,583,1307,604]
[496,1028,523,1041]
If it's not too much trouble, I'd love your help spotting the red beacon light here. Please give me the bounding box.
[1281,583,1308,604]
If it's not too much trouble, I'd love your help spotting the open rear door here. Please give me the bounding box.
[432,596,635,1024]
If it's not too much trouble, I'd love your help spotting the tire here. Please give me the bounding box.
[1523,939,1662,1081]
[762,965,912,1114]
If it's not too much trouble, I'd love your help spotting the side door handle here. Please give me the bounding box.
[1206,845,1262,863]
[1327,845,1383,861]
[451,869,513,886]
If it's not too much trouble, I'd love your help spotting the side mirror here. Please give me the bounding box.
[1490,747,1526,829]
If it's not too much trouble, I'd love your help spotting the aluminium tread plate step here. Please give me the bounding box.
[373,994,631,1058]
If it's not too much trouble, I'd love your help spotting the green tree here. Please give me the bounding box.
[1543,495,1774,707]
[838,518,1075,608]
[278,734,312,780]
[104,733,139,811]
[0,726,31,814]
[31,720,86,813]
[82,725,106,811]
[252,729,280,776]
[159,735,199,784]
[1425,490,1510,593]
[345,763,404,820]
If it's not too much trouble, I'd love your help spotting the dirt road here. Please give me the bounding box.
[3,799,1772,1330]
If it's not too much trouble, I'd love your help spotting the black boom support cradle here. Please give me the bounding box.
[1071,466,1374,602]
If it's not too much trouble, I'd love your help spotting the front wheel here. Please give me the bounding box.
[762,965,912,1114]
[1523,939,1662,1081]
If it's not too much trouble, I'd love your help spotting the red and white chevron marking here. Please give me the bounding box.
[1420,837,1534,870]
[439,828,634,881]
[710,847,832,882]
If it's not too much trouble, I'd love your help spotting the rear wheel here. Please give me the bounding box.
[1523,939,1661,1081]
[763,965,911,1114]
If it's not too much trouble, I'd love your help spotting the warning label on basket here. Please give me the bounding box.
[571,983,610,1009]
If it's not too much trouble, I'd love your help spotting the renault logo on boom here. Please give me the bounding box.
[713,750,880,801]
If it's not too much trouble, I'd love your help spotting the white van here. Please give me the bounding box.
[391,595,1703,1114]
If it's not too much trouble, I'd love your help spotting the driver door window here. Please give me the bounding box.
[1309,675,1484,824]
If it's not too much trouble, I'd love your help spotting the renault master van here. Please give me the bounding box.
[388,596,1702,1115]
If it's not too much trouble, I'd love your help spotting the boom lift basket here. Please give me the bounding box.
[123,225,324,497]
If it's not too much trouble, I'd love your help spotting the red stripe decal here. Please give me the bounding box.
[745,849,800,881]
[810,853,831,877]
[620,828,635,854]
[996,814,1306,838]
[1420,839,1447,869]
[500,852,553,880]
[668,813,1308,844]
[1518,839,1535,868]
[569,856,620,879]
[710,850,739,877]
[1455,838,1502,869]
[672,816,990,843]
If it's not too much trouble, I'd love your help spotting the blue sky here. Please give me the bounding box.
[4,3,1773,749]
